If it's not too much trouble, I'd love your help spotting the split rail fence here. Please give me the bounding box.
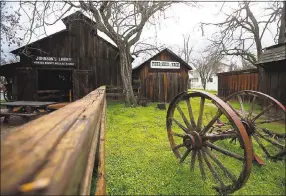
[1,86,106,195]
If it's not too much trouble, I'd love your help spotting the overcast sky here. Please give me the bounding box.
[1,1,279,67]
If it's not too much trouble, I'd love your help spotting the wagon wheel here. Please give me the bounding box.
[166,91,252,194]
[225,90,286,161]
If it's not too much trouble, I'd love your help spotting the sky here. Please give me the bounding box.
[1,1,280,68]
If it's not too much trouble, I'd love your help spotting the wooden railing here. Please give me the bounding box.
[1,86,106,195]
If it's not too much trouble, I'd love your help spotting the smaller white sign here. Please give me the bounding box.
[150,60,180,69]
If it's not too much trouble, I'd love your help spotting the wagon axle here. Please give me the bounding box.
[183,132,202,149]
[241,120,256,135]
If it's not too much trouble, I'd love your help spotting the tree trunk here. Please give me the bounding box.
[119,47,136,106]
[254,34,262,60]
[278,2,285,44]
[202,78,206,90]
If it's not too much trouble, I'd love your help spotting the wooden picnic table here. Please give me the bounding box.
[1,101,56,122]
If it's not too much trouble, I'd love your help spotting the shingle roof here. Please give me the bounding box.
[217,68,258,76]
[256,43,286,65]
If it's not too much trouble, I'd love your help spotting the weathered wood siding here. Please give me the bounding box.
[133,50,189,102]
[218,70,259,98]
[12,15,121,101]
[258,61,286,106]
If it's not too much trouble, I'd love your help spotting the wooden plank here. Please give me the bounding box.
[1,86,106,195]
[95,98,107,196]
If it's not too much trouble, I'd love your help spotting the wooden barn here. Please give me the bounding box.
[132,48,192,102]
[217,42,286,106]
[217,68,259,98]
[0,11,121,102]
[256,43,286,106]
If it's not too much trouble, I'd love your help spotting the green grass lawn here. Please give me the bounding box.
[103,100,285,195]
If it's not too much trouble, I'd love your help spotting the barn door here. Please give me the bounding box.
[15,68,36,101]
[73,70,93,100]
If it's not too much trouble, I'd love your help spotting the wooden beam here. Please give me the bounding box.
[95,98,107,196]
[1,86,106,195]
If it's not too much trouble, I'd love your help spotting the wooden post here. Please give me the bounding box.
[69,89,72,102]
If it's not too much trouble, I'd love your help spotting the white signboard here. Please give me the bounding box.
[33,56,75,66]
[150,60,180,69]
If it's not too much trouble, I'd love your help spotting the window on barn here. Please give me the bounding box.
[208,77,213,82]
[191,78,199,82]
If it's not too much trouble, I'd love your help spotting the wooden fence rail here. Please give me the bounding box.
[1,86,106,195]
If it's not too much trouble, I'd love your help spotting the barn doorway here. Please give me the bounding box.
[37,69,73,102]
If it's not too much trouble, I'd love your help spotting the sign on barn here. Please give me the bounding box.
[33,56,75,66]
[150,60,180,69]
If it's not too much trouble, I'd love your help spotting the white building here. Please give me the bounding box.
[188,62,229,91]
[188,70,218,91]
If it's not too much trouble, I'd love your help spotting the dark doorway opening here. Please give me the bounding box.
[37,69,73,102]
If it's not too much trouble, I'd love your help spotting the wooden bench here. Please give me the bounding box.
[1,112,37,122]
[1,112,36,117]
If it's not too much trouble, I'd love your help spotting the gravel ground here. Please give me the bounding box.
[0,116,27,135]
[0,113,47,135]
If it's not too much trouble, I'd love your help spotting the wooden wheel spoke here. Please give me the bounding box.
[260,128,286,139]
[201,111,223,135]
[255,117,284,124]
[248,96,256,119]
[197,97,205,131]
[272,149,286,159]
[252,134,271,157]
[252,104,274,122]
[172,143,185,151]
[205,141,244,161]
[201,148,225,188]
[172,118,189,133]
[226,103,243,119]
[180,148,192,163]
[255,129,285,149]
[186,98,196,128]
[237,95,246,118]
[176,105,192,131]
[171,132,185,138]
[190,150,197,171]
[197,150,206,180]
[202,147,237,183]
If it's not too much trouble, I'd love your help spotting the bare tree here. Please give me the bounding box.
[180,34,194,64]
[18,1,182,106]
[277,1,286,43]
[191,47,223,90]
[0,2,23,65]
[201,1,284,65]
[131,37,165,58]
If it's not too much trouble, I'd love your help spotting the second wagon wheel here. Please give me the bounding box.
[225,90,286,162]
[166,91,252,194]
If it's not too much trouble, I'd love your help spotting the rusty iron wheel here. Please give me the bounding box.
[166,91,252,194]
[225,90,286,161]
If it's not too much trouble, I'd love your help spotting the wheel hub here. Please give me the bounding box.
[183,131,202,149]
[241,120,255,135]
